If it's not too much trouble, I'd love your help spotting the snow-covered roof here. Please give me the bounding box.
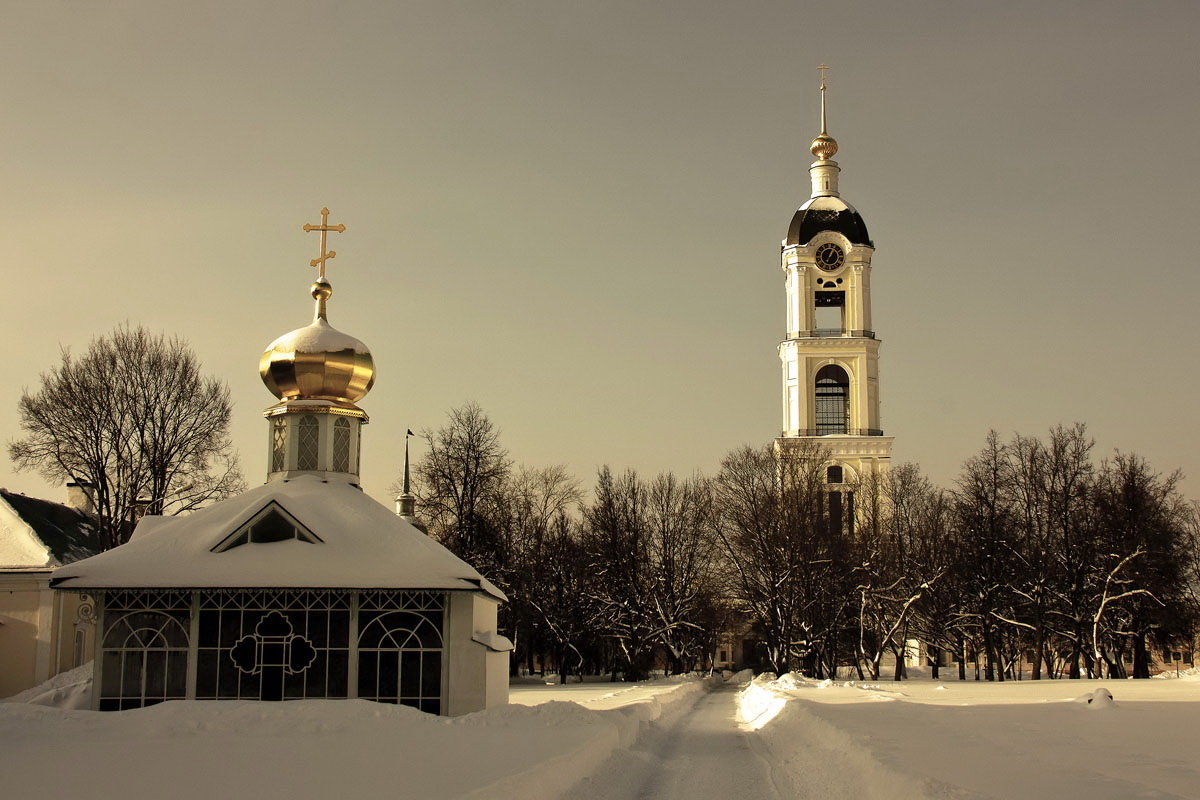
[0,490,99,569]
[51,476,504,600]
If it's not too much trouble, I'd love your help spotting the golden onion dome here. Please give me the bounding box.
[259,280,375,403]
[810,132,838,160]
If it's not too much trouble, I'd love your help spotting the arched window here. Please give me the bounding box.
[99,611,190,710]
[357,611,443,713]
[271,417,287,473]
[332,418,351,473]
[814,364,850,434]
[297,416,319,470]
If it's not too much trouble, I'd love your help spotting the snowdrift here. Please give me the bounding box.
[0,672,710,800]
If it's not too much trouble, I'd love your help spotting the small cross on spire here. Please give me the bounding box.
[817,64,830,134]
[302,207,346,281]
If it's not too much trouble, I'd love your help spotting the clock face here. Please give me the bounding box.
[814,242,845,271]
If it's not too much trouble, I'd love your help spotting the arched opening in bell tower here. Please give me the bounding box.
[814,364,850,434]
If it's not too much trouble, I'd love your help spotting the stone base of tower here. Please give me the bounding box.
[775,434,893,484]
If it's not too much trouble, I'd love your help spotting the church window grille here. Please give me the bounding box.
[196,590,351,701]
[297,416,319,470]
[814,365,850,434]
[358,591,444,714]
[271,418,287,472]
[332,418,351,472]
[827,465,844,484]
[99,598,191,710]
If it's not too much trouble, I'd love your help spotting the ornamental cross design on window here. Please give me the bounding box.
[302,207,346,281]
[230,611,317,676]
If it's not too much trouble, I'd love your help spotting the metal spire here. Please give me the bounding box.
[396,429,417,519]
[818,64,830,134]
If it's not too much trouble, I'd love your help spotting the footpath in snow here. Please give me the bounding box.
[564,681,796,799]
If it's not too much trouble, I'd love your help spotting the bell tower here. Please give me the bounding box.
[776,68,893,487]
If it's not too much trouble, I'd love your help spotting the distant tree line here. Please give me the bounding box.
[407,405,1199,681]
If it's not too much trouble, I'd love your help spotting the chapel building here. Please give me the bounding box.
[52,210,512,713]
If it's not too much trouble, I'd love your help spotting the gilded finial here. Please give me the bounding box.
[810,64,839,160]
[311,279,333,321]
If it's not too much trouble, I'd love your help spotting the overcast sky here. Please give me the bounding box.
[2,1,1198,506]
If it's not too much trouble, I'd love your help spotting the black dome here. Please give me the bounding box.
[786,205,872,247]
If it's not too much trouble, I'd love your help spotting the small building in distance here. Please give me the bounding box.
[52,209,512,713]
[0,484,100,697]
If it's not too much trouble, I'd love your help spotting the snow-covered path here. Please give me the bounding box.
[564,684,796,799]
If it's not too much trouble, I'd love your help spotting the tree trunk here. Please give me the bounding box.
[1132,634,1150,679]
[982,625,997,682]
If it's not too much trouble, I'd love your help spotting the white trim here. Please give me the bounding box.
[185,592,199,699]
[348,591,360,698]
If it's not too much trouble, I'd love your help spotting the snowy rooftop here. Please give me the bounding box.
[0,490,98,570]
[51,476,503,599]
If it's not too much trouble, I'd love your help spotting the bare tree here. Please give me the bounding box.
[1090,453,1195,678]
[644,472,722,674]
[410,402,512,572]
[10,324,243,550]
[525,514,594,682]
[853,465,947,680]
[583,466,658,680]
[494,464,583,674]
[954,431,1018,681]
[714,440,833,675]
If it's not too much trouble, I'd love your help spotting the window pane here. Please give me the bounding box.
[297,417,319,470]
[332,418,351,472]
[271,418,287,472]
[814,365,849,434]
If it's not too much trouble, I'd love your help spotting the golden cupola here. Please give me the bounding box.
[260,208,373,485]
[259,278,375,406]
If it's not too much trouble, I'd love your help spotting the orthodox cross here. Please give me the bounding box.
[302,207,346,281]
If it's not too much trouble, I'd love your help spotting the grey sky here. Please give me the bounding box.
[2,1,1198,505]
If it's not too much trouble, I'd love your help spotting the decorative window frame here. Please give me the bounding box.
[296,415,320,470]
[90,589,450,713]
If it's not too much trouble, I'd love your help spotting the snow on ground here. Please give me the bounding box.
[509,677,706,711]
[741,672,1200,799]
[0,672,707,800]
[0,661,92,708]
[5,669,1200,799]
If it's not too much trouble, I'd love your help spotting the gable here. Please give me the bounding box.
[51,476,506,599]
[211,501,322,553]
